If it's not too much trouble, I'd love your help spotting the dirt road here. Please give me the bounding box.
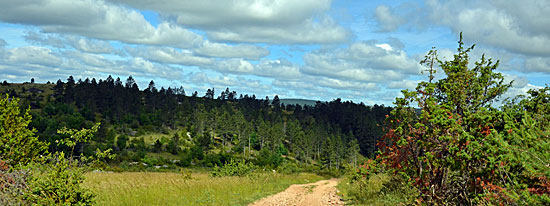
[249,178,344,206]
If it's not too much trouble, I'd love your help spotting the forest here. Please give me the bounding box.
[1,75,390,171]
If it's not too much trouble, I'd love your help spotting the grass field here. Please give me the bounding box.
[336,173,416,206]
[84,171,323,206]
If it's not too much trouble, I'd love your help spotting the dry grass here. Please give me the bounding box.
[84,171,323,206]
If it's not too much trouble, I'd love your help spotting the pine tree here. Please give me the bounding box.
[0,95,48,166]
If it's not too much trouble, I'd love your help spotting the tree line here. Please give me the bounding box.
[7,75,391,169]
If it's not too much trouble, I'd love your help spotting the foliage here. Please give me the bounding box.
[276,161,303,174]
[0,160,29,205]
[24,124,111,205]
[82,148,117,170]
[25,152,95,205]
[378,34,550,205]
[494,86,550,205]
[0,95,102,205]
[255,148,283,168]
[342,172,415,205]
[211,159,258,177]
[116,134,128,151]
[0,94,48,166]
[57,122,100,158]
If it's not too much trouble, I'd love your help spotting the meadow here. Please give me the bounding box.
[83,171,323,206]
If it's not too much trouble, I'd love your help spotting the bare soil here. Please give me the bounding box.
[249,178,345,206]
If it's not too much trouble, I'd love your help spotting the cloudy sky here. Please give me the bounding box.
[1,0,549,105]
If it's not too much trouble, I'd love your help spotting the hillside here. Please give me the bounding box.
[1,76,391,172]
[0,82,54,109]
[279,98,320,107]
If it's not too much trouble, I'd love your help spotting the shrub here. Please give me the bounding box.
[255,148,283,168]
[378,34,550,205]
[0,95,48,166]
[345,172,415,205]
[189,145,204,160]
[202,153,221,167]
[178,149,193,167]
[276,161,302,174]
[1,96,101,205]
[0,160,29,205]
[211,159,258,177]
[25,152,95,205]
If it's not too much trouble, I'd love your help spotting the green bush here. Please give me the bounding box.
[316,167,344,177]
[202,153,221,167]
[255,148,283,168]
[141,156,160,166]
[0,95,102,205]
[211,159,258,177]
[178,149,193,167]
[276,161,302,174]
[0,94,48,166]
[25,153,95,205]
[378,34,550,204]
[201,152,231,167]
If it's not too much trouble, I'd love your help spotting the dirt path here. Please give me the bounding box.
[249,178,344,206]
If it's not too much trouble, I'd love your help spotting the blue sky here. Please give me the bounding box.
[1,0,549,105]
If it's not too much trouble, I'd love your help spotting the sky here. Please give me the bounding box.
[0,0,549,105]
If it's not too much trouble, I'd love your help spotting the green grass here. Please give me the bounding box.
[84,171,324,206]
[336,173,416,205]
[146,152,181,160]
[132,132,173,145]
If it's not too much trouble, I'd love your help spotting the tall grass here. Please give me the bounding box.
[337,173,416,205]
[84,171,323,206]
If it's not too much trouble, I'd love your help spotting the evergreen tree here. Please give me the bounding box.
[0,95,48,166]
[125,76,136,89]
[376,34,549,204]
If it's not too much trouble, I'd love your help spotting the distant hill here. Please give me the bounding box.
[278,98,321,107]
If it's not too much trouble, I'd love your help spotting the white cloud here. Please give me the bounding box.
[374,5,405,32]
[4,46,61,67]
[499,82,542,105]
[0,43,184,82]
[207,59,256,74]
[0,0,203,49]
[460,46,550,74]
[317,77,378,91]
[524,57,550,73]
[24,31,67,48]
[378,0,550,57]
[24,31,116,54]
[388,79,420,90]
[122,57,183,80]
[188,72,271,92]
[205,16,350,44]
[62,50,114,68]
[65,36,114,54]
[108,0,350,44]
[375,43,393,51]
[195,41,269,60]
[254,59,302,80]
[125,46,213,66]
[302,41,421,82]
